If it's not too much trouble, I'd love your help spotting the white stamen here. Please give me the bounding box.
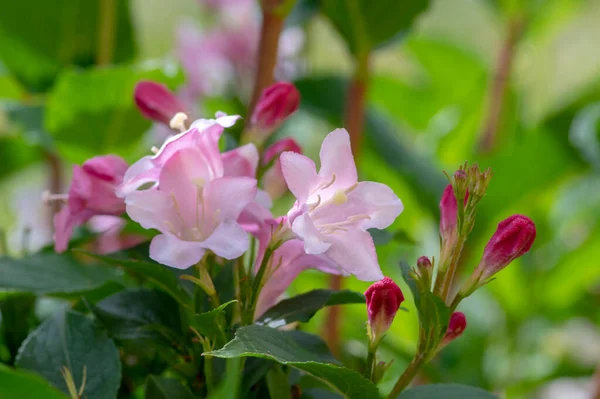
[169,112,189,132]
[150,146,159,154]
[308,195,322,211]
[42,191,68,205]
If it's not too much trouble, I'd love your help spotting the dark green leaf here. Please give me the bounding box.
[16,310,121,399]
[0,294,36,362]
[320,0,430,55]
[83,247,191,308]
[45,65,182,164]
[256,289,364,328]
[286,0,319,26]
[94,289,182,342]
[144,376,195,399]
[0,253,121,296]
[193,300,237,341]
[266,364,291,399]
[206,325,379,399]
[0,364,69,399]
[397,383,498,399]
[0,0,135,91]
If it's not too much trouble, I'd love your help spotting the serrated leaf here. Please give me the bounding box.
[320,0,430,55]
[83,246,191,308]
[193,300,237,341]
[45,65,182,163]
[397,383,498,399]
[16,310,121,399]
[256,289,365,328]
[206,325,379,399]
[94,289,182,342]
[144,376,195,399]
[0,364,69,399]
[0,253,121,296]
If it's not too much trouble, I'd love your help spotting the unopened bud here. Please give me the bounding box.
[416,256,433,288]
[262,138,303,200]
[440,312,467,348]
[250,82,300,143]
[439,184,458,240]
[365,277,404,346]
[474,214,536,282]
[134,81,186,127]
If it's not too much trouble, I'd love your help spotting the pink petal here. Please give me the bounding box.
[291,213,331,254]
[318,128,357,188]
[203,176,257,222]
[68,165,93,214]
[53,206,75,253]
[348,182,404,229]
[117,156,157,198]
[280,151,317,204]
[202,220,249,259]
[149,234,206,269]
[82,155,128,182]
[326,229,383,281]
[222,143,259,178]
[125,190,179,232]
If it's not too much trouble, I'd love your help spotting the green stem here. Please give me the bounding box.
[364,346,377,381]
[202,340,215,392]
[97,0,116,65]
[439,235,467,304]
[387,354,426,398]
[241,247,273,325]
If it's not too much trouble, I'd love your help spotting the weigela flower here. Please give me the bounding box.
[280,129,403,280]
[134,81,187,127]
[365,277,404,344]
[440,312,467,348]
[262,138,302,200]
[122,114,258,269]
[249,82,300,143]
[52,155,128,252]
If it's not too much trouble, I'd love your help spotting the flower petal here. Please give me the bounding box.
[203,176,257,222]
[348,182,404,229]
[291,213,331,254]
[318,128,357,188]
[280,151,317,204]
[150,233,206,269]
[326,229,383,281]
[117,156,157,198]
[222,143,259,178]
[125,190,178,232]
[53,206,75,253]
[202,220,249,259]
[82,155,128,182]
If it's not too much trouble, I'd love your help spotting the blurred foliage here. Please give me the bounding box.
[0,0,599,398]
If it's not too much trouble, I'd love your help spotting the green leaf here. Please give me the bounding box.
[0,364,69,399]
[0,0,135,92]
[94,289,182,342]
[206,325,379,399]
[320,0,430,55]
[397,383,498,399]
[0,294,36,361]
[193,300,237,341]
[256,289,365,328]
[83,246,191,308]
[144,376,195,399]
[266,364,292,399]
[45,65,182,164]
[16,310,121,399]
[0,253,121,296]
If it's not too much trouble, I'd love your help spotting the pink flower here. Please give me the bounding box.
[262,138,302,200]
[280,129,403,280]
[52,155,128,253]
[441,312,467,348]
[365,277,404,344]
[123,116,257,269]
[475,214,536,281]
[249,82,300,143]
[134,81,187,126]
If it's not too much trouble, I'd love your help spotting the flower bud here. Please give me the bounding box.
[474,214,536,282]
[416,256,433,287]
[439,184,458,240]
[134,80,186,127]
[365,277,404,345]
[249,82,300,143]
[262,138,303,200]
[440,312,467,348]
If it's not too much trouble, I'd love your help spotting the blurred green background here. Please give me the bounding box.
[1,0,599,398]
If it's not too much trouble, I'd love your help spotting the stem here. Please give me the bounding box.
[248,10,284,116]
[592,364,600,399]
[387,354,426,399]
[242,247,273,325]
[202,340,215,392]
[364,346,377,381]
[323,53,370,355]
[439,235,467,304]
[479,17,523,152]
[97,0,116,65]
[45,151,63,230]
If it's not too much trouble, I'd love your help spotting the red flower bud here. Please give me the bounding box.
[439,184,458,239]
[250,82,300,142]
[441,312,467,347]
[417,256,432,270]
[134,81,186,126]
[365,277,404,344]
[476,214,536,281]
[262,137,302,166]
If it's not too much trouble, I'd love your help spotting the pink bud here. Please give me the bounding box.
[365,277,404,344]
[250,82,300,142]
[262,138,303,200]
[476,214,536,280]
[134,81,186,126]
[439,184,458,239]
[441,312,467,347]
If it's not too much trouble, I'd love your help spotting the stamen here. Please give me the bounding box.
[164,220,179,236]
[308,195,322,211]
[150,146,159,154]
[169,112,189,132]
[320,174,337,190]
[331,189,347,205]
[344,182,359,194]
[42,191,69,205]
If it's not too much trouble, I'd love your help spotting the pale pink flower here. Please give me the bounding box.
[262,138,302,200]
[280,129,404,281]
[123,116,257,269]
[53,155,128,252]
